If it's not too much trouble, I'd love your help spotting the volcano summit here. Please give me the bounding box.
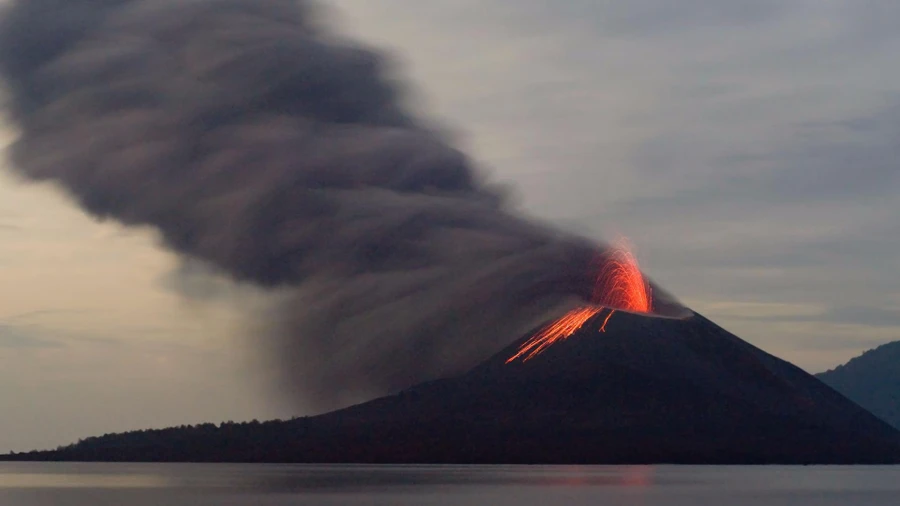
[8,309,900,464]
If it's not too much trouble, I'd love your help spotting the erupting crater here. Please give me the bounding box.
[507,239,657,363]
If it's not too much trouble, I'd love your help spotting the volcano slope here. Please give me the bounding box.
[295,310,900,464]
[7,311,900,464]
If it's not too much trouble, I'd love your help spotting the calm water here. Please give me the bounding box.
[1,463,899,505]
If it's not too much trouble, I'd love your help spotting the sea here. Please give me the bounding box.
[1,463,898,505]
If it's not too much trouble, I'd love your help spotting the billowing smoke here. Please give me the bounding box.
[0,0,608,408]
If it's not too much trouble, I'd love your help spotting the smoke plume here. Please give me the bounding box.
[0,0,607,408]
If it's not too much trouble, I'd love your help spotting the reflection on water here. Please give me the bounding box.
[0,463,660,492]
[1,463,899,505]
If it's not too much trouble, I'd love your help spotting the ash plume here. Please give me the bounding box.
[0,0,610,408]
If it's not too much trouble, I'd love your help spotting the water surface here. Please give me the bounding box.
[1,463,898,505]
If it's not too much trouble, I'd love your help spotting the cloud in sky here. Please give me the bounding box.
[0,305,287,452]
[327,0,900,361]
[0,323,62,349]
[1,0,899,449]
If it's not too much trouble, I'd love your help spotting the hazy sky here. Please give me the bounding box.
[2,0,899,452]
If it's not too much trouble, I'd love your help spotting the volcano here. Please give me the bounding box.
[8,309,900,464]
[295,310,900,464]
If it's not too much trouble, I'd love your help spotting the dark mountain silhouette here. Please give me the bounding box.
[4,311,900,464]
[817,341,900,430]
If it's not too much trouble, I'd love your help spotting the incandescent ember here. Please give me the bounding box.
[507,239,652,363]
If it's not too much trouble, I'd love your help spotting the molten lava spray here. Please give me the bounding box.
[0,0,607,408]
[507,240,652,363]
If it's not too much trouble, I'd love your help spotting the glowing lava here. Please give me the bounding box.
[592,242,652,314]
[507,239,652,363]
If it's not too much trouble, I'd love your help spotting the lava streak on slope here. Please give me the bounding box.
[507,240,652,363]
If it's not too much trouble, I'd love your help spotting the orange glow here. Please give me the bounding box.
[506,306,607,363]
[599,309,615,333]
[621,466,655,487]
[592,240,652,314]
[506,239,651,363]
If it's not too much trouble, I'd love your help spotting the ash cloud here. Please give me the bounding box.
[157,259,249,303]
[0,0,612,408]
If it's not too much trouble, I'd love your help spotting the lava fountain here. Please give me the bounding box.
[506,239,652,363]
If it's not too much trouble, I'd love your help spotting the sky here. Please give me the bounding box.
[2,0,899,452]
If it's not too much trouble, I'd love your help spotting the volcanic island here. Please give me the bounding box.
[4,245,900,464]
